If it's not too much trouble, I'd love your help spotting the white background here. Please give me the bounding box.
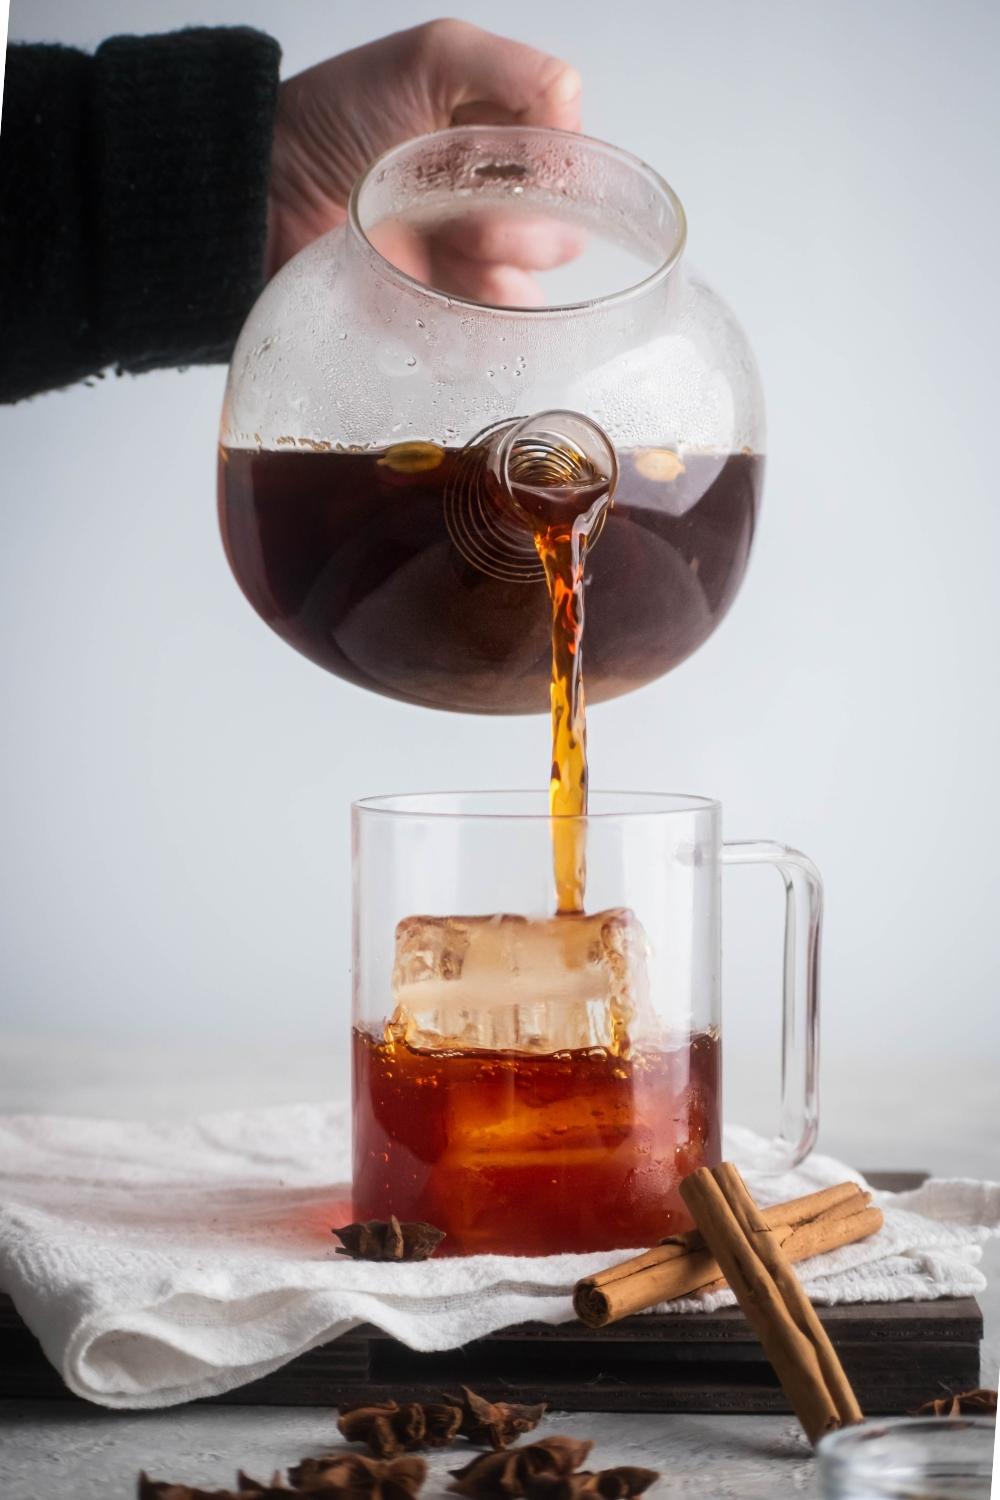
[2,0,998,1174]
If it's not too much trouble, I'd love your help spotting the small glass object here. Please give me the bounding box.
[817,1417,996,1499]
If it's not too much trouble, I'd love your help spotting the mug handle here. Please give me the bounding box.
[721,841,823,1171]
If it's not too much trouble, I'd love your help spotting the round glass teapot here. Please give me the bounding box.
[218,126,764,714]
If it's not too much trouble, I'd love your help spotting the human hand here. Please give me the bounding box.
[267,19,583,304]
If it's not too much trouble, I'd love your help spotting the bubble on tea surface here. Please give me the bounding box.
[387,907,652,1057]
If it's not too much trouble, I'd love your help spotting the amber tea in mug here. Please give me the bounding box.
[353,951,721,1256]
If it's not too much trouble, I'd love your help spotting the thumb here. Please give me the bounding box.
[421,19,582,131]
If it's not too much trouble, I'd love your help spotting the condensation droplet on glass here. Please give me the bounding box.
[376,339,422,377]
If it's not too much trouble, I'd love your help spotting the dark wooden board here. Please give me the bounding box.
[0,1298,983,1413]
[0,1170,984,1413]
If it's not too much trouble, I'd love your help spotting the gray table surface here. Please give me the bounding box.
[0,1406,823,1500]
[1,1040,996,1499]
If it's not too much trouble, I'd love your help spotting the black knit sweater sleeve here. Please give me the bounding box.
[0,27,281,403]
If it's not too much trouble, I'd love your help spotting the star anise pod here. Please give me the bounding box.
[445,1387,548,1450]
[579,1469,660,1500]
[915,1387,997,1417]
[140,1479,224,1500]
[237,1477,297,1497]
[338,1399,463,1456]
[288,1452,427,1500]
[332,1216,445,1261]
[140,1475,293,1499]
[449,1438,594,1499]
[140,1454,428,1500]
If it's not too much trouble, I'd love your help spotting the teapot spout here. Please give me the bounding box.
[485,409,619,533]
[443,409,618,582]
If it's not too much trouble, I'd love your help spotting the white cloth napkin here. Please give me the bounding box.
[0,1104,996,1409]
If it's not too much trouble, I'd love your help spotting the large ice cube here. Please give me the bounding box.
[387,908,651,1055]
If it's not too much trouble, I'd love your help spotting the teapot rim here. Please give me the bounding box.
[346,123,687,319]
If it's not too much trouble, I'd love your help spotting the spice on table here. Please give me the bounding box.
[336,1389,545,1457]
[915,1388,997,1417]
[140,1474,304,1498]
[140,1478,242,1499]
[289,1452,428,1499]
[574,1180,883,1326]
[338,1399,463,1456]
[449,1437,594,1499]
[140,1476,285,1499]
[577,1470,659,1500]
[139,1426,659,1499]
[236,1478,319,1498]
[521,1468,660,1500]
[446,1386,548,1448]
[140,1453,428,1499]
[679,1162,864,1446]
[332,1215,446,1261]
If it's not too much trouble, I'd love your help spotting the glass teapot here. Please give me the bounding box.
[218,126,764,713]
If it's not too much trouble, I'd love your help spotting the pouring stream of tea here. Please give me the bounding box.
[501,430,617,914]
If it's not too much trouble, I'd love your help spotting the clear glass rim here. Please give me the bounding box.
[353,790,719,821]
[817,1416,996,1488]
[347,124,687,318]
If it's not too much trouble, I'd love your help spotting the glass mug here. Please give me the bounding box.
[352,791,821,1256]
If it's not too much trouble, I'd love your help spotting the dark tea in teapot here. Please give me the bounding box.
[218,444,761,716]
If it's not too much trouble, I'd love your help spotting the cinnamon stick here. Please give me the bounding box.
[573,1182,880,1326]
[713,1163,864,1429]
[680,1165,863,1444]
[783,1202,882,1261]
[698,1198,883,1294]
